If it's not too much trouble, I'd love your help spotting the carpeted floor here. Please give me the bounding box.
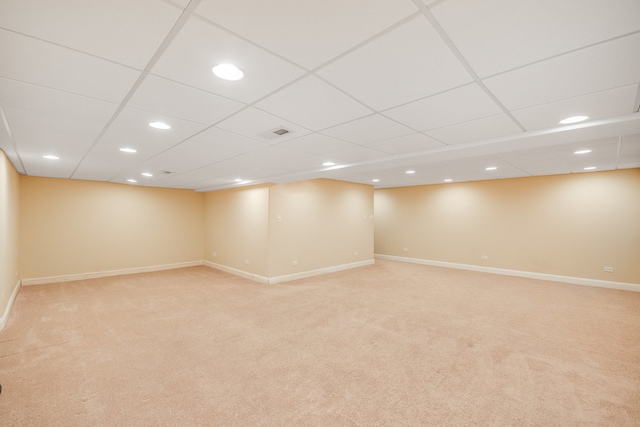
[1,260,639,426]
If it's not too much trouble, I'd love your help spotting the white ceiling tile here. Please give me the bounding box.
[484,33,640,111]
[321,114,414,144]
[0,79,119,125]
[275,133,357,155]
[512,85,638,131]
[366,133,445,154]
[127,75,245,125]
[321,145,390,165]
[317,15,472,110]
[425,114,522,145]
[196,0,418,70]
[216,107,311,143]
[432,0,640,77]
[134,141,237,174]
[384,84,504,131]
[152,16,305,104]
[0,0,182,69]
[255,76,372,131]
[187,126,269,154]
[619,135,640,168]
[6,108,104,141]
[0,30,141,103]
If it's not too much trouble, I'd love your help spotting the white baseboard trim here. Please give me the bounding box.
[203,261,269,284]
[204,259,375,285]
[268,259,375,285]
[375,254,640,292]
[0,280,21,331]
[21,261,204,286]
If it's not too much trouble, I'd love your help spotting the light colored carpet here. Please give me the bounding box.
[0,260,639,426]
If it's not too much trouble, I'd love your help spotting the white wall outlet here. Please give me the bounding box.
[604,266,614,272]
[354,252,358,256]
[403,248,408,252]
[276,214,282,223]
[213,252,216,257]
[481,255,489,260]
[292,260,298,266]
[244,259,249,265]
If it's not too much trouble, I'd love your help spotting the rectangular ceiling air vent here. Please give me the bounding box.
[258,127,294,140]
[160,170,173,175]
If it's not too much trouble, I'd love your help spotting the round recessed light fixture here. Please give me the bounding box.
[584,166,597,171]
[149,121,171,130]
[141,172,153,177]
[42,155,60,160]
[234,178,243,182]
[120,148,137,153]
[323,162,336,167]
[372,179,380,182]
[406,170,415,174]
[574,149,592,155]
[559,115,588,125]
[127,179,137,183]
[212,63,244,81]
[444,179,452,182]
[485,166,497,171]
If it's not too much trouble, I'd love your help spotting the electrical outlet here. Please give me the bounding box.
[292,260,298,266]
[354,252,358,256]
[213,252,216,257]
[244,259,249,265]
[604,266,614,273]
[481,255,489,260]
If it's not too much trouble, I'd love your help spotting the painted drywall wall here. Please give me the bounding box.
[203,184,271,278]
[268,179,374,278]
[374,169,640,284]
[203,179,374,280]
[19,176,205,281]
[0,150,20,327]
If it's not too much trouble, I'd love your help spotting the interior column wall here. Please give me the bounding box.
[267,179,374,278]
[203,184,271,279]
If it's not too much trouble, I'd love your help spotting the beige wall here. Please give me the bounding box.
[0,150,20,323]
[203,184,271,278]
[374,169,640,284]
[203,179,374,279]
[20,176,205,280]
[268,179,374,278]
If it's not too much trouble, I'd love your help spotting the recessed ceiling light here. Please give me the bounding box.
[444,179,452,182]
[141,172,153,177]
[559,115,588,124]
[42,155,60,160]
[584,166,597,171]
[372,179,380,182]
[406,170,415,174]
[120,148,137,153]
[127,179,137,183]
[323,162,335,166]
[485,166,497,171]
[149,121,171,130]
[212,63,244,81]
[574,149,592,155]
[234,178,243,182]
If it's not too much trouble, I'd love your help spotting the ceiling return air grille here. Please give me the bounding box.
[258,127,293,140]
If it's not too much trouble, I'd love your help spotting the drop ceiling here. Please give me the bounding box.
[1,0,639,191]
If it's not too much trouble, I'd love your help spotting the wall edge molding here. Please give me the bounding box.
[268,259,375,285]
[203,260,269,284]
[375,254,640,292]
[20,261,204,286]
[0,280,21,331]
